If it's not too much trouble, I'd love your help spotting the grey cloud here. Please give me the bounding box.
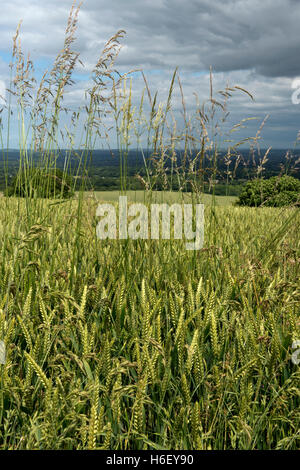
[1,0,300,77]
[0,0,300,147]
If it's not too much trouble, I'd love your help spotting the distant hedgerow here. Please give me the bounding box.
[5,167,74,199]
[237,175,300,207]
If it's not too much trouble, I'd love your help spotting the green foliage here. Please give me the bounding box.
[237,175,300,207]
[0,198,299,450]
[4,167,74,199]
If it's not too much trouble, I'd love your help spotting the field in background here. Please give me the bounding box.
[82,191,237,206]
[1,190,237,206]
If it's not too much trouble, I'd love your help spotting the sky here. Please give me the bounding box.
[0,0,300,149]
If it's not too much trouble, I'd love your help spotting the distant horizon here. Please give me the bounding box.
[2,147,299,152]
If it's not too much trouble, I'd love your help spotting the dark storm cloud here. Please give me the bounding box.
[1,0,300,77]
[0,0,300,147]
[82,0,300,78]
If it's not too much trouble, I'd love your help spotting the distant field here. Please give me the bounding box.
[81,190,237,206]
[0,190,237,205]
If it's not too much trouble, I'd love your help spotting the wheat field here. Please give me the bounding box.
[0,196,299,449]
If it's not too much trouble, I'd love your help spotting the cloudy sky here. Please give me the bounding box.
[0,0,300,149]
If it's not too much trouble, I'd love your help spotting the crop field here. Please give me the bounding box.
[82,191,237,206]
[0,196,299,449]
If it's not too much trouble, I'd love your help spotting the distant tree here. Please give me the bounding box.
[5,167,74,199]
[237,175,300,207]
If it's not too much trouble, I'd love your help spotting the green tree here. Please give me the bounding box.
[237,175,300,207]
[5,167,74,199]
